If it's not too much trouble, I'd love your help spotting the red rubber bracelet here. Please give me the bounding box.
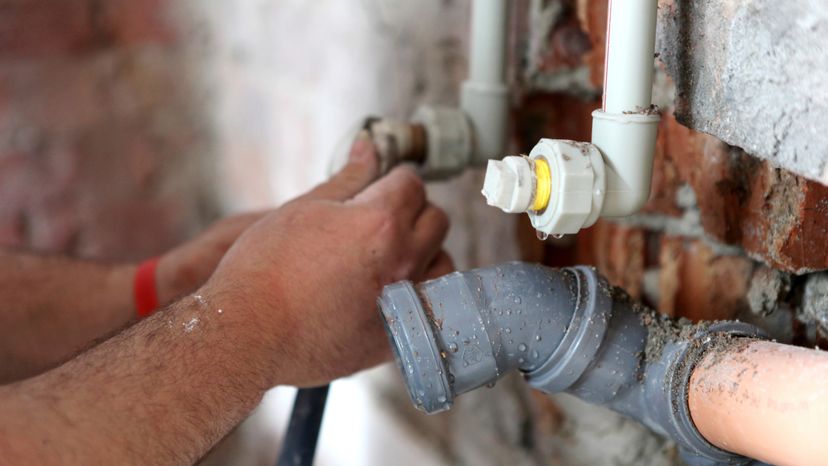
[134,257,160,318]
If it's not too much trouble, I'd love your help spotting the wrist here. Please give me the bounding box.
[107,263,140,327]
[195,281,290,389]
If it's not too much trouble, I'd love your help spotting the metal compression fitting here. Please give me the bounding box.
[378,263,769,465]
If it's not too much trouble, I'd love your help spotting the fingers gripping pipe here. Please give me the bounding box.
[379,263,768,465]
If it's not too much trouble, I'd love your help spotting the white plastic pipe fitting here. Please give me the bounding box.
[482,141,606,235]
[461,0,510,163]
[481,157,535,213]
[528,140,606,234]
[594,0,660,217]
[403,0,511,180]
[412,106,474,180]
[591,110,659,217]
[482,0,661,236]
[332,0,511,182]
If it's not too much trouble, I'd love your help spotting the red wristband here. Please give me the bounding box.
[134,257,161,318]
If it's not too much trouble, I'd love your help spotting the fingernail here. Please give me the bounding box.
[348,130,373,163]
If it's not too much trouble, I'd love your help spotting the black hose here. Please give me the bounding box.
[275,385,330,466]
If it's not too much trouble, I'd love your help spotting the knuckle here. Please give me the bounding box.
[367,205,401,238]
[432,206,450,231]
[395,167,424,193]
[339,166,362,184]
[395,259,418,281]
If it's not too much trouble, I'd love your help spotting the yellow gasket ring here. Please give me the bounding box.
[532,158,551,212]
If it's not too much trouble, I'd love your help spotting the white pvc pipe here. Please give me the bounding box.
[461,0,510,162]
[468,0,508,85]
[590,0,660,218]
[602,0,658,113]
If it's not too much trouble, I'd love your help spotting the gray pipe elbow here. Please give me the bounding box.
[379,262,578,412]
[378,262,768,465]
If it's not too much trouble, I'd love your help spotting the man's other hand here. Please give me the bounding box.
[155,212,267,306]
[202,133,453,387]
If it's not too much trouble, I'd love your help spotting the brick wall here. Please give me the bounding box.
[519,0,828,347]
[0,0,217,260]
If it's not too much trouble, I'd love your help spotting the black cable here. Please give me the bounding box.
[275,385,330,466]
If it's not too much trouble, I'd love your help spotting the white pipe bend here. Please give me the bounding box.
[482,0,661,235]
[593,0,660,218]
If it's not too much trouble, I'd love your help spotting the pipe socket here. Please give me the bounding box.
[591,110,660,217]
[378,263,767,465]
[482,140,607,235]
[411,106,474,180]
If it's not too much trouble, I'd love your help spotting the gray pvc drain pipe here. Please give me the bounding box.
[378,262,768,465]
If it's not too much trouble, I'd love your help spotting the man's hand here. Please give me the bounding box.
[204,134,453,387]
[0,134,453,466]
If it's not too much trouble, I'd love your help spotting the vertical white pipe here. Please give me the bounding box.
[602,0,658,113]
[468,0,508,85]
[461,0,510,162]
[591,0,661,218]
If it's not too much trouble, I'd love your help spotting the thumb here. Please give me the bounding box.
[302,131,380,202]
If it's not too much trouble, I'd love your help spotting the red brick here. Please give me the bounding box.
[576,0,608,89]
[682,139,828,273]
[658,237,752,322]
[641,113,685,216]
[98,0,175,47]
[757,169,828,273]
[657,235,682,317]
[513,93,600,152]
[0,0,174,59]
[0,1,96,58]
[535,15,592,74]
[517,217,547,263]
[575,220,646,300]
[633,109,828,274]
[567,226,753,320]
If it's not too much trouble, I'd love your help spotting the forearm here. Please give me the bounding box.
[0,288,278,465]
[689,340,828,465]
[0,251,138,382]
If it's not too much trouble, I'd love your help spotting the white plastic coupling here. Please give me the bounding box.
[528,139,606,235]
[412,105,474,180]
[482,139,607,236]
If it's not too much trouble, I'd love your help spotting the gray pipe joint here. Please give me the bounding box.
[378,262,768,465]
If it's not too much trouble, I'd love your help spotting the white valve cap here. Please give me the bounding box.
[481,157,534,213]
